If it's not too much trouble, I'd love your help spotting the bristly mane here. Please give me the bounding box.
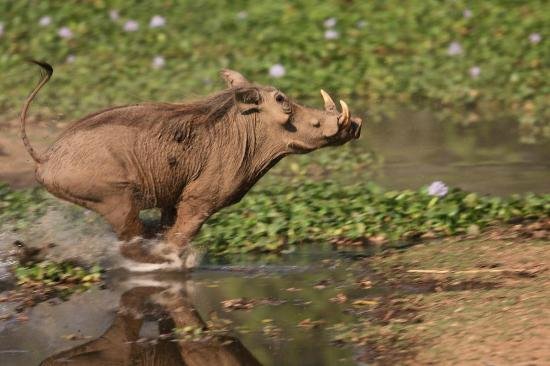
[168,87,239,124]
[63,87,253,135]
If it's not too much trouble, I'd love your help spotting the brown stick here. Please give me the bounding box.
[406,269,532,275]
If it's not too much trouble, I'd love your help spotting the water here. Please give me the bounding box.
[0,246,374,366]
[360,109,550,195]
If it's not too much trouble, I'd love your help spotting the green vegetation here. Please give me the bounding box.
[1,181,548,255]
[6,261,104,308]
[15,261,102,287]
[1,1,548,139]
[198,181,549,254]
[0,182,48,229]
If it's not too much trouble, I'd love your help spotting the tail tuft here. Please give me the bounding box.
[28,59,54,79]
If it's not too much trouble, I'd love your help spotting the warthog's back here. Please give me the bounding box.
[37,104,194,208]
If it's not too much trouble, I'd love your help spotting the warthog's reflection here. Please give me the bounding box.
[40,280,261,366]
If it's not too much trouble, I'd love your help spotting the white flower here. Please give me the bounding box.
[149,15,166,28]
[469,66,481,79]
[428,181,449,197]
[529,33,542,44]
[66,54,76,63]
[123,20,139,32]
[58,27,73,39]
[152,56,165,69]
[269,64,286,78]
[39,16,52,27]
[109,10,119,21]
[323,17,336,28]
[0,22,4,38]
[447,41,463,56]
[236,11,248,20]
[463,9,472,19]
[324,29,339,40]
[356,20,367,29]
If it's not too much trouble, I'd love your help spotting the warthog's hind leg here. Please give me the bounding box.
[89,191,144,240]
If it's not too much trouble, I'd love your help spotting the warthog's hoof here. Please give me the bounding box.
[118,239,205,272]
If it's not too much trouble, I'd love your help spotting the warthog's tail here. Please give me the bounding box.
[20,60,53,164]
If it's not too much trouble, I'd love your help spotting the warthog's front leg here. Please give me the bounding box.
[119,197,211,268]
[164,198,212,259]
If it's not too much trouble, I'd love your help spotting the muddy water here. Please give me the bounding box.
[359,109,550,195]
[0,246,378,366]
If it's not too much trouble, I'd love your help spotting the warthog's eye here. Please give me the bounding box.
[275,94,285,103]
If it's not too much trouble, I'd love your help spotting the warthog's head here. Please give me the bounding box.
[222,69,362,154]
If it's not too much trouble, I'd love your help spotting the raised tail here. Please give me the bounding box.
[20,60,53,164]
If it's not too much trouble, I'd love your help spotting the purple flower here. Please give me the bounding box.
[324,29,339,40]
[123,20,139,32]
[356,20,367,29]
[57,27,73,39]
[109,10,120,21]
[447,41,463,56]
[323,17,337,28]
[428,181,449,197]
[149,15,166,28]
[469,66,481,79]
[236,11,248,20]
[39,16,52,27]
[269,63,286,78]
[529,33,542,44]
[152,56,165,69]
[463,9,472,19]
[66,54,76,63]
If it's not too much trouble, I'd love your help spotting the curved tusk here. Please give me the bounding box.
[339,100,350,126]
[320,89,336,112]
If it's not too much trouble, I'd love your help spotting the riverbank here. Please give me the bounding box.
[358,236,550,365]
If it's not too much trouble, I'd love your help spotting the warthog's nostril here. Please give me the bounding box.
[310,119,321,127]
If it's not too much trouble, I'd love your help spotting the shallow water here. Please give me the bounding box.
[360,109,550,195]
[0,245,378,366]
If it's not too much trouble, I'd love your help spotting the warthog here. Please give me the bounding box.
[21,61,362,267]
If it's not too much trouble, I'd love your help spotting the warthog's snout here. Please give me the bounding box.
[319,89,362,143]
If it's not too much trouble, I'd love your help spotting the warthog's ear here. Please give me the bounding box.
[234,87,260,115]
[221,69,250,88]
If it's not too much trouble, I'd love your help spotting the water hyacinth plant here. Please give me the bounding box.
[39,16,52,27]
[151,55,165,69]
[269,63,286,78]
[428,181,449,197]
[446,41,463,56]
[123,19,139,32]
[1,178,548,255]
[198,180,549,254]
[0,1,547,141]
[528,33,542,44]
[149,15,166,28]
[324,29,339,40]
[57,26,73,39]
[323,17,337,28]
[469,66,481,79]
[109,10,119,21]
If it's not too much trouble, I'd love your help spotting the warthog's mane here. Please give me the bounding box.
[64,87,252,135]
